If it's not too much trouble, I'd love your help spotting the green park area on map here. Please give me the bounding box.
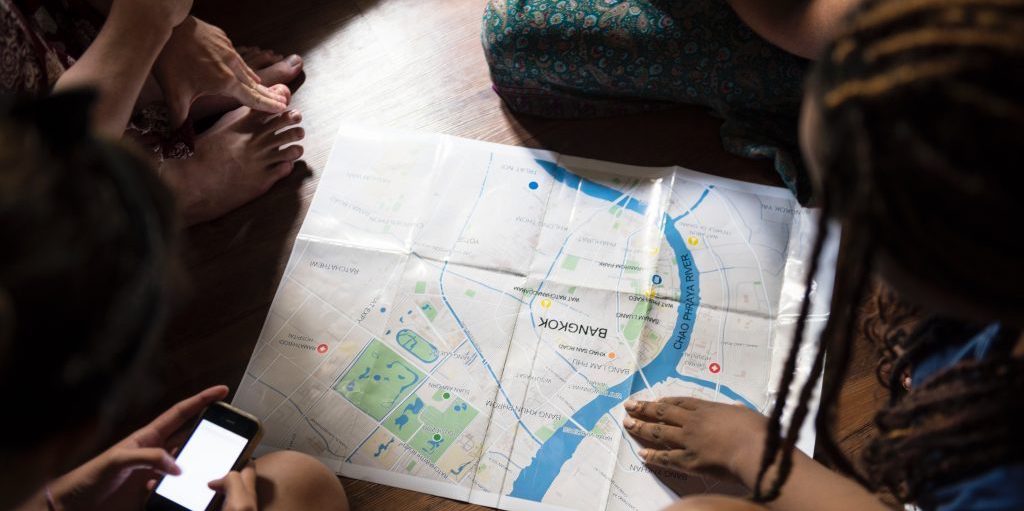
[335,339,426,421]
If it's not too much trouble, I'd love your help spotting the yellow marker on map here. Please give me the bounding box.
[645,287,657,299]
[687,236,700,247]
[540,298,552,309]
[649,246,660,256]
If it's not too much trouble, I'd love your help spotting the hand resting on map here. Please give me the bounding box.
[622,397,767,487]
[624,398,890,511]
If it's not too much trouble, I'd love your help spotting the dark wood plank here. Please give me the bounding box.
[114,1,888,509]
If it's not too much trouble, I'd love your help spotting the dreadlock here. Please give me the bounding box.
[753,0,1024,503]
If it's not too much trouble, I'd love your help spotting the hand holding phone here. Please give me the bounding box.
[146,401,263,511]
[44,386,231,510]
[207,461,258,511]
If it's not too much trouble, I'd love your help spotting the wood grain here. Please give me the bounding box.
[115,1,889,509]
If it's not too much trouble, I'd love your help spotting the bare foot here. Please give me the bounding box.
[188,47,304,121]
[161,84,305,225]
[622,397,766,483]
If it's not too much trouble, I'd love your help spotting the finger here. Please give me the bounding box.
[210,471,257,511]
[235,83,288,113]
[658,396,702,410]
[240,461,257,491]
[231,54,263,86]
[143,385,229,440]
[208,476,226,492]
[268,83,291,100]
[623,417,686,447]
[147,479,158,491]
[624,399,690,426]
[639,447,692,472]
[110,447,181,476]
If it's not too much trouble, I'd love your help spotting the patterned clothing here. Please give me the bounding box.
[482,0,812,201]
[1,0,194,160]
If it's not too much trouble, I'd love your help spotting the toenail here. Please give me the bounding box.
[288,54,302,67]
[624,418,635,428]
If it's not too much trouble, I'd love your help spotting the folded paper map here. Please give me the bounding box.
[234,126,833,511]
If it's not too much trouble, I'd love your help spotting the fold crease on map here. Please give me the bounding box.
[234,125,836,511]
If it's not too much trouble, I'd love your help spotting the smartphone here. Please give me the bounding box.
[145,402,263,511]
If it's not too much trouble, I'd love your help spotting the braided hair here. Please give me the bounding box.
[0,90,178,456]
[752,0,1024,503]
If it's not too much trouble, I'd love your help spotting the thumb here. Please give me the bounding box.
[107,447,181,476]
[164,84,196,129]
[208,477,227,493]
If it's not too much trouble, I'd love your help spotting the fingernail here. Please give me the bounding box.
[624,400,638,411]
[623,418,635,428]
[166,458,182,475]
[290,109,302,119]
[288,54,302,67]
[639,448,650,458]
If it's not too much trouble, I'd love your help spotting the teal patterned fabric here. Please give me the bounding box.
[482,0,812,202]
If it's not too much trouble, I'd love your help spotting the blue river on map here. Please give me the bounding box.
[509,160,756,502]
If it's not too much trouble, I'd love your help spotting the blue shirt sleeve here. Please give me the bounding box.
[911,323,1024,511]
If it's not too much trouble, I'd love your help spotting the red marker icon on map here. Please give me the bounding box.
[709,362,721,374]
[317,343,329,354]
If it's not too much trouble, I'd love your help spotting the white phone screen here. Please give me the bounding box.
[154,419,249,511]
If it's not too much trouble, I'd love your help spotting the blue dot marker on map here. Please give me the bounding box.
[528,181,539,190]
[380,307,386,313]
[652,274,663,285]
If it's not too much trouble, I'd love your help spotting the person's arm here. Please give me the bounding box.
[77,0,288,130]
[731,443,887,511]
[52,0,192,138]
[725,0,862,59]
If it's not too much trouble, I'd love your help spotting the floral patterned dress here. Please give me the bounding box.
[482,0,811,201]
[1,0,193,160]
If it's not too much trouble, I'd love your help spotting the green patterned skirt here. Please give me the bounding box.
[482,0,811,201]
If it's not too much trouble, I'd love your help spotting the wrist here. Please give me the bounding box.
[106,0,175,44]
[726,417,769,487]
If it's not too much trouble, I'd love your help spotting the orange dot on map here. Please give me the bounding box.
[608,352,617,359]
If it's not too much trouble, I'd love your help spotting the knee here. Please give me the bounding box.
[255,450,348,511]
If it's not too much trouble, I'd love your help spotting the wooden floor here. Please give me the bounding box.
[119,0,889,509]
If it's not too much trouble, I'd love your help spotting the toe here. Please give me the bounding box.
[239,46,282,70]
[269,160,295,180]
[272,127,305,147]
[262,109,302,131]
[254,54,303,87]
[272,144,304,163]
[258,161,296,194]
